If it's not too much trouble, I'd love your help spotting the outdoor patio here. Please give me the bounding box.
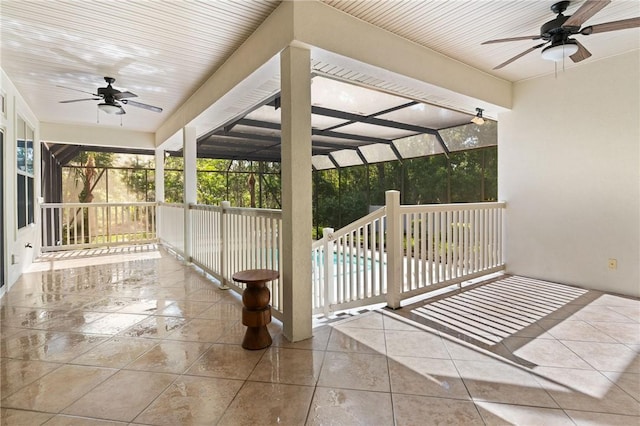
[1,245,638,425]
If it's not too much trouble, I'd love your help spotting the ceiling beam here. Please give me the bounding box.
[311,105,438,135]
[56,146,83,166]
[310,106,451,155]
[235,118,392,145]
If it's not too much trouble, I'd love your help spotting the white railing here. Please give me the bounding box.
[311,208,387,315]
[169,203,283,317]
[190,204,223,276]
[41,202,156,252]
[312,191,505,314]
[394,200,505,301]
[221,206,282,285]
[157,203,185,256]
[158,192,504,317]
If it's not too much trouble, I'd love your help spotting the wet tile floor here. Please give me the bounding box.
[1,245,639,425]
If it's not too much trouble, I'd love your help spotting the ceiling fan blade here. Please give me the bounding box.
[57,85,99,97]
[570,40,592,62]
[482,35,541,45]
[59,98,100,103]
[563,0,611,28]
[114,91,138,100]
[581,17,640,34]
[493,43,547,70]
[122,99,163,113]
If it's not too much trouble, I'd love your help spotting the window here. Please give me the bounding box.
[17,117,35,229]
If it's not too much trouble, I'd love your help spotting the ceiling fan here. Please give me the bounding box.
[59,76,163,115]
[483,0,640,70]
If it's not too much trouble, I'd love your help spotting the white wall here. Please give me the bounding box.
[1,69,41,293]
[499,51,640,297]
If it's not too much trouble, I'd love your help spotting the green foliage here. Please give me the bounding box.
[68,151,115,203]
[163,156,184,203]
[68,152,115,168]
[120,155,155,201]
[403,154,450,204]
[119,157,282,207]
[78,125,498,235]
[313,146,498,233]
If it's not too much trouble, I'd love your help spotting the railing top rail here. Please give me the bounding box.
[41,202,157,208]
[190,204,223,212]
[400,201,506,213]
[157,202,184,208]
[312,207,386,249]
[223,206,282,219]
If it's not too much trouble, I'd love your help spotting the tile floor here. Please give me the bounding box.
[1,246,639,425]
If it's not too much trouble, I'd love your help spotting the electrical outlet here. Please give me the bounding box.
[608,259,617,270]
[11,254,20,265]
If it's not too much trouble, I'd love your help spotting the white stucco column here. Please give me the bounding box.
[280,44,312,342]
[183,126,197,261]
[154,148,165,202]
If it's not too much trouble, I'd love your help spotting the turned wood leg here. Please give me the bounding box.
[241,281,272,350]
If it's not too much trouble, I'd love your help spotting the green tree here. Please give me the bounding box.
[68,151,114,203]
[65,151,114,243]
[120,155,155,201]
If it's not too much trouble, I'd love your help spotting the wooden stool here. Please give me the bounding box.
[232,269,279,350]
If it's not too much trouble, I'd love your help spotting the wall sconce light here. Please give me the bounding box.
[471,108,485,125]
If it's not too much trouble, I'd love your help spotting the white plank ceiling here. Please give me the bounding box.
[1,0,638,134]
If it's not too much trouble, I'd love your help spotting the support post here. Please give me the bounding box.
[280,45,312,342]
[385,190,403,309]
[154,148,165,243]
[220,200,231,289]
[154,149,165,203]
[322,227,334,317]
[183,127,197,261]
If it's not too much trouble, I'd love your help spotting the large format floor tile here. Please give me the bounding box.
[388,355,471,399]
[0,358,61,398]
[533,366,640,415]
[317,351,390,392]
[2,246,639,425]
[217,381,315,426]
[249,346,325,386]
[61,369,177,422]
[453,358,559,407]
[134,375,243,425]
[125,340,211,373]
[1,364,117,412]
[186,343,265,380]
[392,393,485,425]
[307,387,394,426]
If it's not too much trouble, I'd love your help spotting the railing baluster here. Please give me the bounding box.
[405,213,412,291]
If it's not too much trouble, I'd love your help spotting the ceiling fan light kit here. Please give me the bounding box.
[98,103,125,115]
[483,0,640,69]
[541,41,579,61]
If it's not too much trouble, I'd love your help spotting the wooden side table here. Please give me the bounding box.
[232,268,279,350]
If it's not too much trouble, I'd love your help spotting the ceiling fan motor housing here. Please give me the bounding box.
[97,79,121,105]
[541,15,572,39]
[550,1,571,15]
